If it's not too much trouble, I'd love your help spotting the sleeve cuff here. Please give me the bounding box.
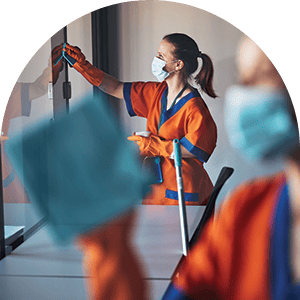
[123,82,136,117]
[180,137,211,163]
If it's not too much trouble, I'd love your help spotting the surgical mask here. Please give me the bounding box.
[225,85,299,163]
[151,56,178,82]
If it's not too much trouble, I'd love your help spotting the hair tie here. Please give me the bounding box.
[198,51,202,58]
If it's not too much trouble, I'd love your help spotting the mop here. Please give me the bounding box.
[173,139,189,256]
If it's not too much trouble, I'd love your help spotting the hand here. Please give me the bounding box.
[127,135,151,156]
[63,43,86,65]
[127,134,173,157]
[61,43,104,86]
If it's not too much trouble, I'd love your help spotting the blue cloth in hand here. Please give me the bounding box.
[6,94,151,244]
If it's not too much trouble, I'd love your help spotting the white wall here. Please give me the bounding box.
[117,1,244,135]
[116,1,283,206]
[4,1,285,222]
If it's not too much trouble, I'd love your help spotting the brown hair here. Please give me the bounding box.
[163,33,217,98]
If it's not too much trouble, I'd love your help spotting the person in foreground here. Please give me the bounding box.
[60,33,218,205]
[162,37,300,299]
[6,95,150,300]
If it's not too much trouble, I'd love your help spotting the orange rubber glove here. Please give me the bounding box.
[75,210,148,300]
[127,134,173,157]
[63,43,104,87]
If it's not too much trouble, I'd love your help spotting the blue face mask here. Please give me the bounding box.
[151,56,178,82]
[225,85,299,163]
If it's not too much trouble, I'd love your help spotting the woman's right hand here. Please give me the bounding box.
[63,43,86,64]
[63,43,124,99]
[61,43,105,87]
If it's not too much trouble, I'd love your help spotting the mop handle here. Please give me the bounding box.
[173,139,189,256]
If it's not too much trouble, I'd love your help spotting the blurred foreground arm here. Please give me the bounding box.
[76,210,148,300]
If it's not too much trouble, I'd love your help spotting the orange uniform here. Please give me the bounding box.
[123,81,217,205]
[163,173,286,299]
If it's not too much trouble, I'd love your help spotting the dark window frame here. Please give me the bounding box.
[91,6,120,124]
[0,143,6,260]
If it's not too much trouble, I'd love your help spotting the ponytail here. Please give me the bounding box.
[163,33,218,99]
[195,53,218,98]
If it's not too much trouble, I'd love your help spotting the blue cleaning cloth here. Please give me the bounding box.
[5,94,151,244]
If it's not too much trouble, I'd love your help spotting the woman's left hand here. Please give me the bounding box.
[127,135,156,156]
[127,134,196,159]
[127,134,174,158]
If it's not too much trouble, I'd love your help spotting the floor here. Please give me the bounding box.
[0,225,170,300]
[0,205,204,299]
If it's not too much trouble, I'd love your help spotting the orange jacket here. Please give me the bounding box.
[173,173,286,299]
[124,81,217,205]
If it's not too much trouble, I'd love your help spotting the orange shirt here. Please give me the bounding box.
[123,81,217,205]
[174,173,286,299]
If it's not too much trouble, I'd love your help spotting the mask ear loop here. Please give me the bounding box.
[164,59,181,75]
[174,60,182,72]
[165,59,180,66]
